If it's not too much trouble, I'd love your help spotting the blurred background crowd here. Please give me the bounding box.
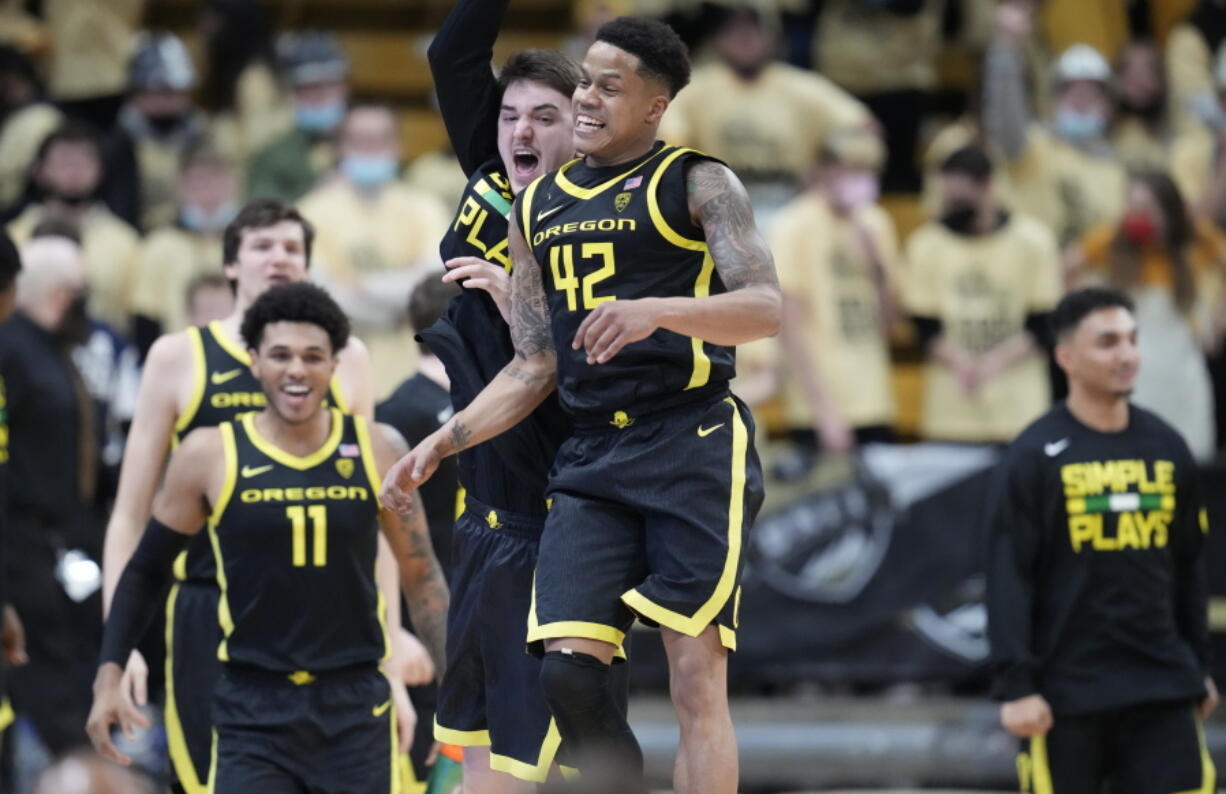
[0,0,1224,790]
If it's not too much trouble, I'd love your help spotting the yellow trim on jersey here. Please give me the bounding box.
[488,718,564,783]
[553,146,672,200]
[173,549,188,581]
[0,698,13,732]
[241,408,344,470]
[454,486,466,520]
[719,625,737,651]
[434,718,492,747]
[1175,718,1216,794]
[208,423,240,661]
[208,320,251,366]
[621,398,745,642]
[1027,735,1054,794]
[164,584,207,794]
[645,147,714,391]
[328,377,349,414]
[354,415,393,662]
[519,174,543,238]
[175,326,209,438]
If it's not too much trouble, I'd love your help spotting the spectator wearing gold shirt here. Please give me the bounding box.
[983,1,1125,247]
[129,143,236,350]
[117,32,212,232]
[7,123,140,334]
[246,32,349,203]
[0,46,61,212]
[772,129,898,454]
[1068,171,1226,461]
[299,104,447,396]
[904,145,1061,444]
[659,3,869,217]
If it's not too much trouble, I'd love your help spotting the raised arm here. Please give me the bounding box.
[372,423,449,675]
[88,428,219,765]
[982,1,1034,161]
[426,0,508,173]
[380,209,556,508]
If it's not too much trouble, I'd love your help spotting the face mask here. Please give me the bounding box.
[48,189,92,208]
[294,102,345,134]
[1053,108,1106,142]
[940,202,979,235]
[341,154,398,190]
[146,112,187,135]
[831,172,880,211]
[55,292,91,346]
[1121,210,1158,246]
[181,200,238,234]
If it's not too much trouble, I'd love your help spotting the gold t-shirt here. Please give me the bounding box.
[771,191,897,429]
[0,103,61,207]
[814,0,943,93]
[1012,125,1126,246]
[903,213,1061,442]
[130,227,223,332]
[45,0,144,100]
[8,203,141,331]
[659,61,869,181]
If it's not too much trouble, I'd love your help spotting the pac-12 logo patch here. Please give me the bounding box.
[336,459,355,479]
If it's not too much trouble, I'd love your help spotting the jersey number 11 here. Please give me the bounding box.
[286,505,327,567]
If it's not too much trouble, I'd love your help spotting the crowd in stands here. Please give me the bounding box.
[0,0,1222,786]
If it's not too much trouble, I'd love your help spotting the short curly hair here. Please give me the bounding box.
[595,16,690,98]
[241,282,349,354]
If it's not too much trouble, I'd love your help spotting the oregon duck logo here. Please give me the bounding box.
[610,411,634,429]
[486,510,503,530]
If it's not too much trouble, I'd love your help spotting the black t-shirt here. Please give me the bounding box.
[986,402,1209,715]
[377,373,456,574]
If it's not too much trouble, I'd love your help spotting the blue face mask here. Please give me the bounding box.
[1053,108,1105,142]
[181,200,238,234]
[295,101,345,133]
[341,154,398,189]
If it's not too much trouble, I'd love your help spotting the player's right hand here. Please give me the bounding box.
[2,604,27,667]
[1001,694,1053,737]
[443,257,511,323]
[121,649,149,707]
[86,662,151,766]
[380,442,440,514]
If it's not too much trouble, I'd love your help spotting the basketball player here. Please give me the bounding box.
[988,287,1217,792]
[385,17,779,794]
[88,282,449,792]
[426,0,588,787]
[99,200,420,794]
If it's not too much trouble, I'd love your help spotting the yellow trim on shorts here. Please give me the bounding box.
[241,408,344,470]
[206,728,219,793]
[173,549,188,581]
[174,326,208,438]
[164,583,207,794]
[620,397,746,648]
[527,620,627,647]
[0,698,13,732]
[388,688,402,794]
[1175,717,1216,794]
[208,423,239,661]
[433,717,492,747]
[1027,735,1053,794]
[488,718,564,783]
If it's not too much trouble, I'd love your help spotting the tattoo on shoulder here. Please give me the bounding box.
[686,160,778,292]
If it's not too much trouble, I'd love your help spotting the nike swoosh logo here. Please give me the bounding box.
[241,464,274,478]
[1044,438,1071,457]
[697,423,725,438]
[372,700,392,718]
[536,206,563,222]
[211,369,243,385]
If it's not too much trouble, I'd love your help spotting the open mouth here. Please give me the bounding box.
[576,114,605,134]
[513,149,540,177]
[281,383,310,406]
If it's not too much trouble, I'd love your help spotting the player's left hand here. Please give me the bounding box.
[86,663,151,766]
[2,604,26,667]
[1201,676,1219,720]
[381,439,442,514]
[443,257,511,323]
[572,299,661,364]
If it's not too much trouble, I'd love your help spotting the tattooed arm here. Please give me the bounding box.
[572,160,781,364]
[374,424,449,675]
[379,208,556,509]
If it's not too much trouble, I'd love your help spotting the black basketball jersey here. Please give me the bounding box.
[439,157,514,268]
[428,156,571,516]
[174,322,348,582]
[519,142,737,423]
[208,409,388,674]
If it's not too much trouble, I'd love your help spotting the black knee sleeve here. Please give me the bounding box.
[540,650,644,792]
